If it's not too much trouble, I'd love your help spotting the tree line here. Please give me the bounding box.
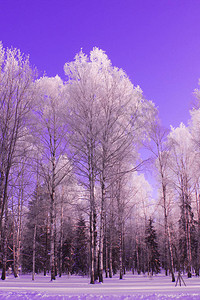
[1,42,200,283]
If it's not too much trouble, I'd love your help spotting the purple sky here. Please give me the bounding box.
[1,0,200,128]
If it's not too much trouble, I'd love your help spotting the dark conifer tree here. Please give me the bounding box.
[22,185,50,273]
[190,219,198,275]
[62,217,75,275]
[73,216,89,276]
[145,218,160,275]
[179,198,197,277]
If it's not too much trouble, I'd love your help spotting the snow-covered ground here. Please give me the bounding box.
[0,272,200,299]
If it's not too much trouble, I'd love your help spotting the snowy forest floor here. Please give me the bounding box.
[0,271,200,299]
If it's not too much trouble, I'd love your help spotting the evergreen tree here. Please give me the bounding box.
[179,197,196,277]
[61,217,75,275]
[22,185,50,274]
[145,218,160,275]
[73,216,89,276]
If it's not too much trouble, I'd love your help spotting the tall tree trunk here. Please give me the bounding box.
[90,209,95,284]
[0,170,5,231]
[13,238,17,277]
[196,191,200,276]
[89,142,96,284]
[0,167,9,236]
[59,194,64,277]
[32,170,39,280]
[12,196,17,278]
[50,193,55,280]
[109,195,114,278]
[109,239,113,278]
[1,199,8,280]
[117,178,123,280]
[54,212,58,277]
[167,225,175,282]
[15,183,24,278]
[50,146,56,281]
[44,213,49,276]
[122,220,125,275]
[163,183,175,282]
[136,237,140,274]
[184,192,192,278]
[105,213,108,278]
[98,173,105,283]
[197,217,200,276]
[187,219,192,278]
[32,222,37,280]
[164,202,168,276]
[94,210,98,281]
[119,229,123,280]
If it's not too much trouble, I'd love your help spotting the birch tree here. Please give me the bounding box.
[0,43,36,280]
[189,95,200,275]
[147,121,175,281]
[168,123,196,278]
[64,47,156,283]
[64,49,103,283]
[96,62,153,282]
[33,75,71,280]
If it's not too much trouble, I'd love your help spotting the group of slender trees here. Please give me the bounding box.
[1,42,200,283]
